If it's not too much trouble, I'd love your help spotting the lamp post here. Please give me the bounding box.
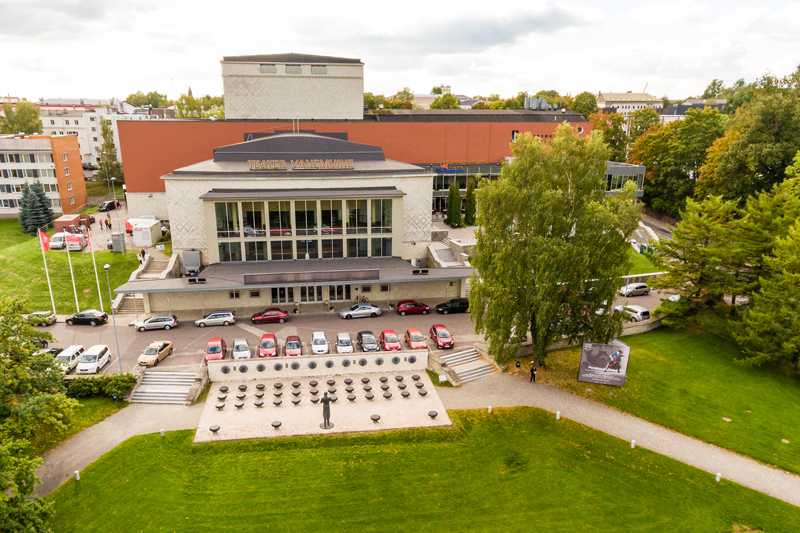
[110,177,118,231]
[104,263,123,374]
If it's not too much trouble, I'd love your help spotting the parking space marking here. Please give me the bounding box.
[235,322,267,337]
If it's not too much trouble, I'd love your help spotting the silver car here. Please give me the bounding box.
[194,311,236,328]
[618,282,650,297]
[338,303,383,319]
[133,314,178,332]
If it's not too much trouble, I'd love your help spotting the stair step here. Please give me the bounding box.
[441,353,480,366]
[458,367,496,383]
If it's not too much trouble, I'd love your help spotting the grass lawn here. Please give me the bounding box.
[626,247,660,275]
[0,220,139,313]
[84,179,123,200]
[50,408,800,532]
[37,398,125,454]
[544,328,800,474]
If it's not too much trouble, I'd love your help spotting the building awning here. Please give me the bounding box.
[199,187,405,201]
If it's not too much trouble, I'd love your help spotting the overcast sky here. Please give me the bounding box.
[1,0,798,102]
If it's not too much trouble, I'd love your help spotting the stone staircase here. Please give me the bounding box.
[117,295,145,314]
[129,370,198,404]
[438,346,496,384]
[137,257,170,280]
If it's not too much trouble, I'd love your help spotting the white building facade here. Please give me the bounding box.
[597,92,663,117]
[0,137,63,215]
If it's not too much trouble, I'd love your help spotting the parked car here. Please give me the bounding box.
[137,341,174,367]
[618,282,650,297]
[35,346,62,357]
[429,324,455,349]
[232,338,252,360]
[284,335,302,356]
[435,298,469,315]
[404,328,428,350]
[195,311,235,328]
[54,345,84,373]
[338,303,382,319]
[335,332,354,354]
[49,232,67,250]
[24,310,57,326]
[258,332,278,357]
[65,233,88,251]
[133,314,178,332]
[396,300,431,316]
[98,200,116,212]
[76,344,111,374]
[250,307,289,324]
[311,331,329,355]
[205,337,227,362]
[379,329,402,351]
[620,304,651,322]
[356,330,380,352]
[66,309,108,326]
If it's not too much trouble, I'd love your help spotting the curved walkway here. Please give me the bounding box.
[437,373,800,508]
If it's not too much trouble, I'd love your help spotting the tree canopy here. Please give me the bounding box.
[430,93,460,109]
[0,102,42,135]
[589,111,627,161]
[19,182,55,235]
[125,91,170,108]
[446,181,462,227]
[470,125,640,364]
[627,108,661,145]
[96,119,123,184]
[175,93,224,119]
[572,92,598,116]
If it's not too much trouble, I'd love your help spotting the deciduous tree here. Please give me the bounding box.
[463,176,477,226]
[0,101,42,134]
[446,181,462,227]
[589,111,627,161]
[96,119,123,184]
[572,92,597,116]
[176,93,224,118]
[627,108,660,145]
[430,93,460,109]
[470,125,639,365]
[125,91,170,108]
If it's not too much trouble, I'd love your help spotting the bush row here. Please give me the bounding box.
[65,373,137,400]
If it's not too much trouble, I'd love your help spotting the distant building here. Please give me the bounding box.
[412,94,437,110]
[222,53,364,119]
[659,100,726,124]
[0,134,86,217]
[597,92,662,116]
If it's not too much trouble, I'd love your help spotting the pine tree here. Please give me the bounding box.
[18,185,34,234]
[464,176,477,226]
[28,182,54,231]
[446,181,462,227]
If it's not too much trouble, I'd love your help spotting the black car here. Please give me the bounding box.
[98,200,116,212]
[356,331,380,352]
[66,309,108,326]
[435,298,469,315]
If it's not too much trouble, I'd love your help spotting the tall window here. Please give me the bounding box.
[328,284,351,301]
[268,201,291,237]
[218,242,242,262]
[245,241,267,261]
[321,239,343,259]
[371,238,392,257]
[242,201,266,237]
[297,239,318,259]
[215,202,240,238]
[346,199,367,234]
[295,200,317,236]
[347,238,368,257]
[300,286,323,302]
[371,199,392,234]
[271,287,294,304]
[320,200,343,235]
[270,241,293,260]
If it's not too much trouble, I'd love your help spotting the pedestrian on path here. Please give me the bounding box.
[529,365,537,384]
[139,249,146,263]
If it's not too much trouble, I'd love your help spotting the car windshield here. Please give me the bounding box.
[286,340,300,349]
[207,345,221,353]
[411,333,425,342]
[80,353,98,363]
[56,354,71,363]
[437,330,451,339]
[350,305,359,311]
[260,339,275,348]
[234,343,248,351]
[312,338,326,345]
[143,347,158,355]
[384,333,399,343]
[362,335,376,344]
[338,338,352,346]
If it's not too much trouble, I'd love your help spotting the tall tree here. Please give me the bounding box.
[430,93,460,109]
[735,220,800,369]
[176,92,224,118]
[702,79,725,99]
[125,91,170,108]
[431,86,443,95]
[96,119,123,184]
[27,183,55,233]
[387,88,414,110]
[0,102,42,134]
[446,181,462,227]
[470,125,639,365]
[627,108,660,145]
[17,185,34,234]
[589,111,627,161]
[572,92,597,116]
[463,176,477,226]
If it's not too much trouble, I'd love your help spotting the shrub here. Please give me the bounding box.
[66,373,137,400]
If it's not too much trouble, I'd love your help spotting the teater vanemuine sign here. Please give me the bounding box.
[248,159,355,171]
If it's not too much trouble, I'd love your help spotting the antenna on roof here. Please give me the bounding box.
[642,82,648,93]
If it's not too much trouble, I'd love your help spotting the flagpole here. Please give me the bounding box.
[38,227,57,315]
[88,228,104,312]
[65,234,80,313]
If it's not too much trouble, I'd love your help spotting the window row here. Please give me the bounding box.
[0,183,58,193]
[228,284,389,303]
[0,152,54,164]
[218,238,392,262]
[1,168,56,179]
[258,63,327,75]
[215,199,392,239]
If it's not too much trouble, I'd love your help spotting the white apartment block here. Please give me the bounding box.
[222,53,364,120]
[596,92,663,117]
[0,137,62,215]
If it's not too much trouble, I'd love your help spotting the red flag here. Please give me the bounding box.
[38,229,50,252]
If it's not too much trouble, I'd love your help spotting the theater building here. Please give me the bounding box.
[115,132,472,313]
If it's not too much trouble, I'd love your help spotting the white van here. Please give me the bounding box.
[65,233,87,251]
[49,232,67,250]
[55,345,85,373]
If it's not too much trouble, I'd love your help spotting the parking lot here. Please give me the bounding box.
[46,290,667,375]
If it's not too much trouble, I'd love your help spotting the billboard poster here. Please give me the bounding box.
[577,340,630,387]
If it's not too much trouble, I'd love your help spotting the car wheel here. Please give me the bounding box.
[400,311,406,316]
[199,322,206,328]
[91,320,98,326]
[442,309,449,314]
[223,321,230,326]
[164,325,171,330]
[66,319,73,325]
[370,313,377,318]
[138,326,145,332]
[345,314,352,320]
[423,310,429,314]
[280,318,286,324]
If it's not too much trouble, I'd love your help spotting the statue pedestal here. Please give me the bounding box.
[320,422,334,430]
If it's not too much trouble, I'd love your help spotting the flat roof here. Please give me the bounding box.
[222,53,362,65]
[199,187,405,200]
[366,109,587,123]
[115,257,473,294]
[168,157,429,177]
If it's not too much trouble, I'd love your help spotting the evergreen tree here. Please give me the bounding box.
[464,176,477,226]
[97,119,124,184]
[446,181,462,227]
[17,185,34,234]
[27,182,54,232]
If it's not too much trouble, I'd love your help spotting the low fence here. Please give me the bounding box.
[207,350,429,382]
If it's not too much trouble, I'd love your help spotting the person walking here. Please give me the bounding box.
[529,365,537,384]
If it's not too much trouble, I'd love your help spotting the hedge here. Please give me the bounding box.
[65,374,137,400]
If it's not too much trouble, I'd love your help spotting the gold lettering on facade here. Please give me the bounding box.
[248,159,354,171]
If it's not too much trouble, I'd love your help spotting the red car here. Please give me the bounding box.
[396,300,431,316]
[251,308,289,324]
[284,335,302,356]
[258,332,278,357]
[429,324,455,349]
[404,328,428,350]
[379,329,402,351]
[205,337,227,362]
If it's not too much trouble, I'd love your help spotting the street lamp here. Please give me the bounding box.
[104,263,123,374]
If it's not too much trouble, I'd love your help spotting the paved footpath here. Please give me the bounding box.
[438,372,800,508]
[35,402,203,496]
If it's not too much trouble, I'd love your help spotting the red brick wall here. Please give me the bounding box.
[47,136,86,213]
